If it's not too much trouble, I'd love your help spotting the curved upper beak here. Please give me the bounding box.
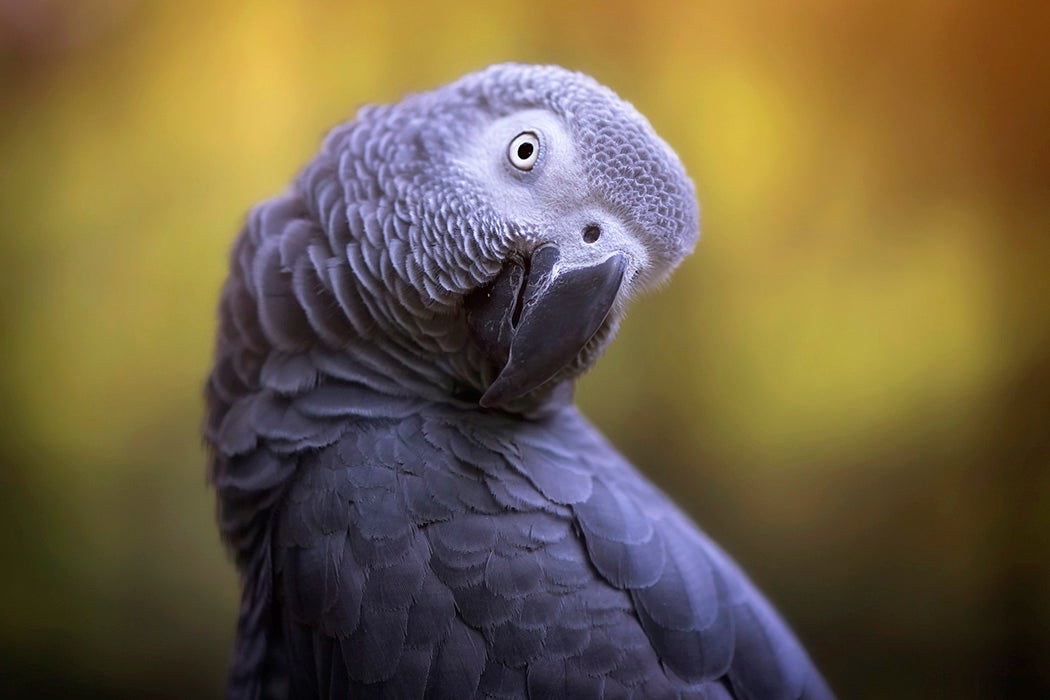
[466,244,627,408]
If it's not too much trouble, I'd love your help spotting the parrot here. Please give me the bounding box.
[205,63,833,699]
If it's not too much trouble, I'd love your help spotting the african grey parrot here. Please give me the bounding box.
[205,63,833,699]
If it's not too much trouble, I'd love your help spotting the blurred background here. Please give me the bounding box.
[1,0,1048,697]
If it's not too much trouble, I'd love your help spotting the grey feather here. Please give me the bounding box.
[205,63,833,699]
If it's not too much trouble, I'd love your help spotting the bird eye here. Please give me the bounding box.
[508,131,540,171]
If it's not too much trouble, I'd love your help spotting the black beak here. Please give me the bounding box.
[466,244,627,407]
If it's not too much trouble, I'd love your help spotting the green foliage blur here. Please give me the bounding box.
[2,1,1047,697]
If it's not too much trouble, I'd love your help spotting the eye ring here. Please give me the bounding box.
[508,131,541,171]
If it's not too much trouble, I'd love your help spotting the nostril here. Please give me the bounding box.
[582,224,601,244]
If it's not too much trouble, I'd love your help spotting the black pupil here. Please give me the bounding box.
[583,224,601,243]
[516,142,534,160]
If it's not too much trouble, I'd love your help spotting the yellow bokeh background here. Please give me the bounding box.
[2,1,1048,696]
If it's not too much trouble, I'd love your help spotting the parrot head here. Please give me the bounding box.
[299,63,699,409]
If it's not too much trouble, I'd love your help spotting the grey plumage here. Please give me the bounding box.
[206,63,833,699]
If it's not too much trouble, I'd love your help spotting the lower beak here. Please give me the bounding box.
[466,244,627,408]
